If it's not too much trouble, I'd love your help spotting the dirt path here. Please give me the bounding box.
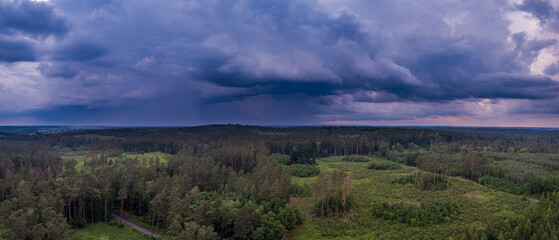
[454,176,483,187]
[112,213,161,238]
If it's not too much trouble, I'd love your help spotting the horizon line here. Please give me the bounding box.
[1,124,558,129]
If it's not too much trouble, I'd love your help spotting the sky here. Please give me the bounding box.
[1,0,559,127]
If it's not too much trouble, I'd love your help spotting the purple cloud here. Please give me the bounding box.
[0,0,558,126]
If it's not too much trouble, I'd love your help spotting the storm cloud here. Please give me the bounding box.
[0,0,68,62]
[0,36,35,62]
[518,0,559,33]
[0,0,68,38]
[0,0,558,126]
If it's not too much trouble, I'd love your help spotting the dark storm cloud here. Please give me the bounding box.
[518,0,554,23]
[0,0,68,38]
[517,0,559,33]
[0,36,35,62]
[52,41,108,61]
[0,0,69,63]
[457,73,558,99]
[545,61,559,76]
[190,0,559,106]
[36,62,78,79]
[2,0,559,125]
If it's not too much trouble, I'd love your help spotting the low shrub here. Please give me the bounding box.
[291,164,320,177]
[371,201,460,226]
[391,174,415,185]
[367,162,400,170]
[342,156,370,162]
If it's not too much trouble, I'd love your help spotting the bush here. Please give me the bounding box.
[273,154,291,165]
[291,164,320,178]
[278,208,303,230]
[290,183,310,197]
[391,174,415,185]
[414,171,451,191]
[385,152,420,166]
[367,162,400,170]
[371,201,460,226]
[342,156,370,162]
[477,175,526,195]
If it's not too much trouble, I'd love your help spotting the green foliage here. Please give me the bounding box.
[312,170,353,217]
[414,171,451,191]
[179,221,219,240]
[251,212,286,240]
[391,174,415,185]
[291,164,320,178]
[462,191,559,240]
[367,162,400,170]
[526,173,559,195]
[70,223,151,240]
[272,154,291,165]
[478,175,526,195]
[385,152,421,166]
[289,183,311,197]
[289,142,317,165]
[3,125,559,240]
[289,156,532,239]
[370,201,461,226]
[233,201,262,239]
[278,208,303,231]
[342,156,370,162]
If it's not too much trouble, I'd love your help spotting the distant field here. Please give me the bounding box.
[60,151,172,171]
[287,156,534,240]
[108,152,172,165]
[70,222,152,240]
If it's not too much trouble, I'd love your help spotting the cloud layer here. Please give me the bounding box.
[0,0,558,126]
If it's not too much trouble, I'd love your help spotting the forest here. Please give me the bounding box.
[0,125,558,239]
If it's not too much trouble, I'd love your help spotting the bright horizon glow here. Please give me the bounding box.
[324,115,559,128]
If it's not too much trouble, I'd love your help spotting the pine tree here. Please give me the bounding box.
[117,188,128,216]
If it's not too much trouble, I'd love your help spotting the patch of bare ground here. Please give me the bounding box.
[288,197,298,208]
[306,210,354,222]
[340,210,354,222]
[401,200,421,205]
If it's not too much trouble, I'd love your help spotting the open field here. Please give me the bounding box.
[60,151,172,171]
[287,156,535,240]
[108,152,172,165]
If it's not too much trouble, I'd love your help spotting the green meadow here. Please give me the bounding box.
[60,151,172,171]
[287,156,534,240]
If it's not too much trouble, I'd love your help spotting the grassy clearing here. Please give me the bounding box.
[60,151,173,171]
[107,152,172,166]
[287,155,534,240]
[70,222,153,240]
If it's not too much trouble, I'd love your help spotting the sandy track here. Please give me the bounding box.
[112,213,161,238]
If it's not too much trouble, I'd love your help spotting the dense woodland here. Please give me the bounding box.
[0,125,558,239]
